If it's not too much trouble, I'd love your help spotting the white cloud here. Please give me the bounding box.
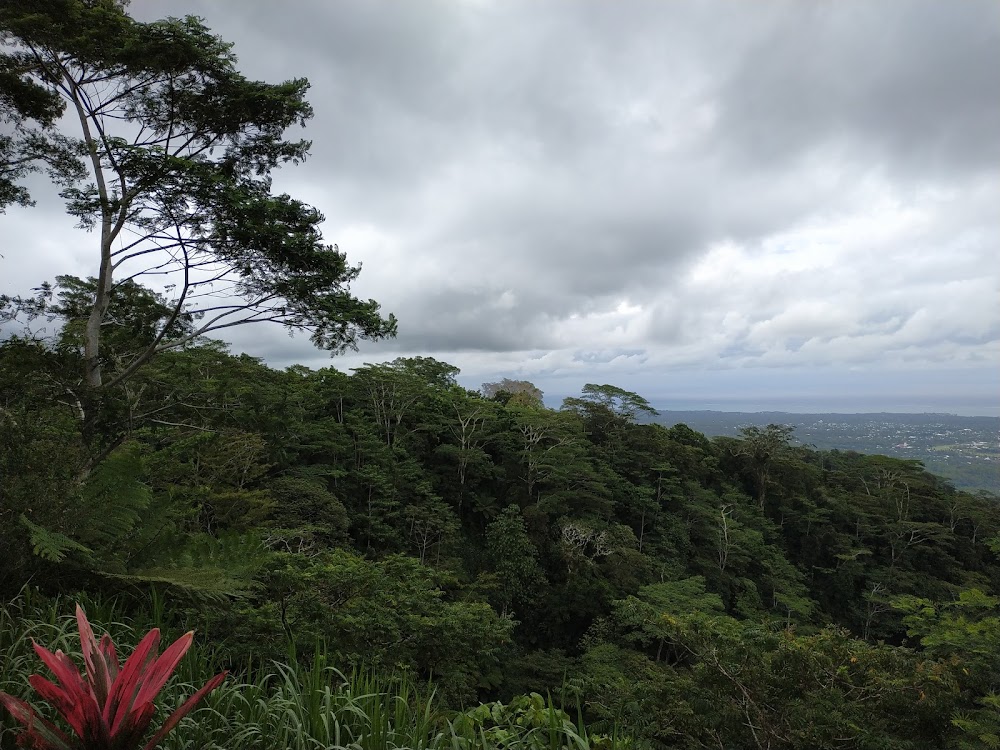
[4,0,999,413]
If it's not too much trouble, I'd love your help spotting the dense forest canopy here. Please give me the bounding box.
[3,3,1000,750]
[2,314,1000,747]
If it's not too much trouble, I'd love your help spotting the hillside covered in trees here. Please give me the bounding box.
[3,2,1000,748]
[3,313,1000,747]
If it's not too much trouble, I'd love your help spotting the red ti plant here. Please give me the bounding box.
[0,604,226,750]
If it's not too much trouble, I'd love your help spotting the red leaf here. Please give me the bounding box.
[30,643,88,698]
[26,675,88,739]
[6,605,219,750]
[109,700,157,749]
[131,631,193,709]
[76,605,113,706]
[0,692,33,725]
[142,670,227,750]
[99,634,120,682]
[26,641,110,747]
[105,628,160,734]
[0,692,72,750]
[75,690,112,748]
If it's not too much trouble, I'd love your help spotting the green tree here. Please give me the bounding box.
[729,424,795,508]
[647,614,955,749]
[562,384,657,465]
[435,389,497,515]
[350,358,457,449]
[0,28,83,211]
[896,589,1000,749]
[0,0,394,435]
[262,549,512,702]
[610,576,725,662]
[485,505,546,618]
[563,383,657,424]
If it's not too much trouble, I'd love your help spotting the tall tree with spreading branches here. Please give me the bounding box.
[0,0,396,436]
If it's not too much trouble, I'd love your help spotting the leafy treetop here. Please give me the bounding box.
[0,0,395,424]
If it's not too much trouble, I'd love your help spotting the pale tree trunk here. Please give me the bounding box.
[65,70,120,441]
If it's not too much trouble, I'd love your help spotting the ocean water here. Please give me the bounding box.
[648,398,1000,418]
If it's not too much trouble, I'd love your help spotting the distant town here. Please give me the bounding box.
[651,410,1000,494]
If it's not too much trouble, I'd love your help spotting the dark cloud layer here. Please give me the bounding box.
[4,0,998,411]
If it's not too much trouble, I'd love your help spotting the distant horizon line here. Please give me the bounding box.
[648,407,1000,419]
[544,395,1000,419]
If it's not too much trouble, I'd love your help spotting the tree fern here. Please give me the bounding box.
[18,443,149,563]
[76,441,152,545]
[115,533,269,600]
[17,443,263,600]
[18,515,92,563]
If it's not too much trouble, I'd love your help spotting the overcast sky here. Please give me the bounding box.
[3,0,998,414]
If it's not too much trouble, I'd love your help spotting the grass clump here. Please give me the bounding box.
[1,595,617,750]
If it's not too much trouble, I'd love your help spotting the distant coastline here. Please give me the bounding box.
[632,408,999,493]
[650,408,1000,420]
[543,394,1000,419]
[646,404,1000,419]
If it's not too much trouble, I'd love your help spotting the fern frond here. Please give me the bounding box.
[102,568,255,601]
[114,532,268,600]
[78,441,151,544]
[19,515,93,562]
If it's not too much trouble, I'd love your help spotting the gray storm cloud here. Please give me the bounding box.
[4,0,998,409]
